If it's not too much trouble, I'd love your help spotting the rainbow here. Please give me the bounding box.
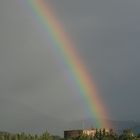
[23,0,111,128]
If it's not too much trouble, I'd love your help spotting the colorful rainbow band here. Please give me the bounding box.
[23,0,111,128]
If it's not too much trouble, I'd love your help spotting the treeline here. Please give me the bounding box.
[0,129,140,140]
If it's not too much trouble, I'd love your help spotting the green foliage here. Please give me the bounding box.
[137,134,140,138]
[0,131,53,140]
[74,134,91,140]
[119,129,135,140]
[0,129,139,140]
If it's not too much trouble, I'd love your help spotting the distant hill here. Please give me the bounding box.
[0,99,65,136]
[131,125,140,134]
[64,118,140,135]
[110,120,140,133]
[0,99,139,136]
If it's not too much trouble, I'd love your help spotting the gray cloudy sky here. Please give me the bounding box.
[1,0,140,132]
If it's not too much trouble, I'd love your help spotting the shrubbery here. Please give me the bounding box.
[0,129,140,140]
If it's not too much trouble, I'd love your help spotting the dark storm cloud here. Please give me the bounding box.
[0,0,140,132]
[50,0,140,120]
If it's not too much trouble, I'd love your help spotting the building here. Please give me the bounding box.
[64,128,110,138]
[83,129,96,136]
[64,130,83,139]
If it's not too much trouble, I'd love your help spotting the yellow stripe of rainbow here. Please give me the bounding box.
[26,0,111,128]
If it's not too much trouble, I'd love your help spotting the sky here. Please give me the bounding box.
[0,0,140,132]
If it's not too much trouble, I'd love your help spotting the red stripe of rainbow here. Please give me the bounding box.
[25,0,111,128]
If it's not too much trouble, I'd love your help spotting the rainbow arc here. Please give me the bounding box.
[23,0,111,128]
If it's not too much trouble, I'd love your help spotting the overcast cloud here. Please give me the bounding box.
[0,0,140,132]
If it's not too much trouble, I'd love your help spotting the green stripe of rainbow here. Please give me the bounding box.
[25,0,111,128]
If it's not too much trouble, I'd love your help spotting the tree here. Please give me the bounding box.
[119,129,134,140]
